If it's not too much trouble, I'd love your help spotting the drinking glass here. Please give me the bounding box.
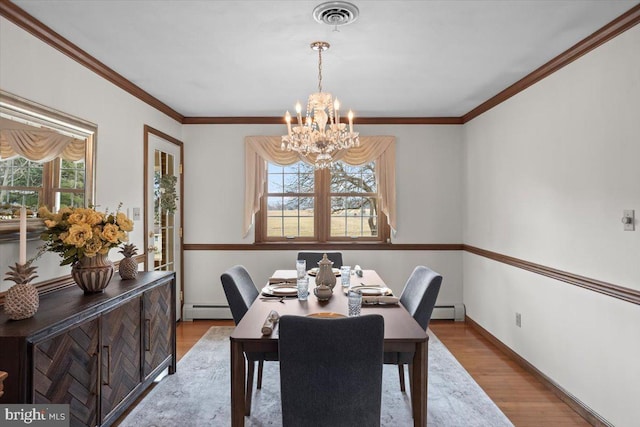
[340,266,351,288]
[296,259,307,279]
[297,277,309,301]
[347,289,362,317]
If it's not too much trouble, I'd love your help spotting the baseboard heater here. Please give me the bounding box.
[432,304,465,321]
[184,303,465,322]
[184,304,232,320]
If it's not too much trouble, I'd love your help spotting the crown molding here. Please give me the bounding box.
[181,116,463,125]
[0,0,184,123]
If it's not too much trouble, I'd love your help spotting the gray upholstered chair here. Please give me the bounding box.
[297,251,343,269]
[385,266,442,392]
[220,265,277,415]
[279,314,384,427]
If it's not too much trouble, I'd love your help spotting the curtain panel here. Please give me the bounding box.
[244,135,396,237]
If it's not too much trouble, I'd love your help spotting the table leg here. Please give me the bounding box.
[231,339,245,427]
[411,339,428,426]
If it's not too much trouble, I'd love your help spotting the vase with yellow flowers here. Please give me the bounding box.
[39,204,134,293]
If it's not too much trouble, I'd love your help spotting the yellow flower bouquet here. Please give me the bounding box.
[39,205,134,266]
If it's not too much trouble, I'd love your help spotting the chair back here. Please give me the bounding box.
[296,251,343,269]
[279,315,384,427]
[399,266,442,330]
[220,265,259,325]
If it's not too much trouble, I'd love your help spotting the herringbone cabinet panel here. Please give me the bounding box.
[101,297,142,422]
[33,318,99,427]
[144,282,172,377]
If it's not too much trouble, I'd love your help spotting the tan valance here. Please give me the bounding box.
[0,129,86,162]
[244,135,396,236]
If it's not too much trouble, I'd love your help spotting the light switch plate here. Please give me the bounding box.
[132,207,141,221]
[623,209,635,231]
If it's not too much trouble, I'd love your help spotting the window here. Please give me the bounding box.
[0,90,96,227]
[0,157,85,219]
[257,161,388,242]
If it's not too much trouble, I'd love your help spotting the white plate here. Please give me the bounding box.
[307,267,341,276]
[261,284,298,296]
[349,286,393,296]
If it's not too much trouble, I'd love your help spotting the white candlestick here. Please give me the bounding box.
[19,206,27,265]
[295,102,303,125]
[348,110,354,133]
[285,111,292,137]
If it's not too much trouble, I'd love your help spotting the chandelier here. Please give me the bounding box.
[281,41,359,169]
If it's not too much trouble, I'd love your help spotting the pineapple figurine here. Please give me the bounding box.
[4,262,39,320]
[118,244,139,280]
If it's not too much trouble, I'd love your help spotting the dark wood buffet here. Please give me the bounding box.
[0,271,176,427]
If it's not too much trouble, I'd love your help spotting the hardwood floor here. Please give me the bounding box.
[172,319,590,427]
[428,320,590,427]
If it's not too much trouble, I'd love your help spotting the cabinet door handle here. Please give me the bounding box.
[102,345,111,385]
[145,319,151,351]
[92,352,99,395]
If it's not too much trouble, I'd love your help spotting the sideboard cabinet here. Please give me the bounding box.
[0,271,176,427]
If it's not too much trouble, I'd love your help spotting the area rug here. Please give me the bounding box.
[120,326,513,426]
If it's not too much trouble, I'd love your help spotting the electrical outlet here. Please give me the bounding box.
[515,312,522,328]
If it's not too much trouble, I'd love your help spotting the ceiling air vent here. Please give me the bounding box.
[313,1,359,27]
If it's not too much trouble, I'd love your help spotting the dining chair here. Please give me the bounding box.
[279,314,385,427]
[296,251,343,269]
[220,265,277,415]
[385,266,442,392]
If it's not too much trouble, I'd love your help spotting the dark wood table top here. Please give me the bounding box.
[231,270,427,346]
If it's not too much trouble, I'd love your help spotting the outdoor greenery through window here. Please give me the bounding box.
[259,160,385,242]
[0,157,85,218]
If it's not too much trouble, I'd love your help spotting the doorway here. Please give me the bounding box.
[144,125,183,321]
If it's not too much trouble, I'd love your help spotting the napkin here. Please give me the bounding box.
[268,270,298,284]
[362,296,399,305]
[261,310,280,335]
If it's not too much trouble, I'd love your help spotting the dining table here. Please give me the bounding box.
[229,269,429,426]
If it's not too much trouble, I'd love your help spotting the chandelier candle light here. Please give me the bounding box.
[282,41,359,169]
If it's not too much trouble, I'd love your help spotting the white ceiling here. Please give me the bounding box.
[11,0,640,118]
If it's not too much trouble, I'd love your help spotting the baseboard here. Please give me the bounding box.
[465,315,612,427]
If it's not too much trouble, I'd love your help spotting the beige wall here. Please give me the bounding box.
[181,124,464,310]
[0,17,182,290]
[463,24,640,426]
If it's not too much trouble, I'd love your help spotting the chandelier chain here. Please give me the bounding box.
[317,47,323,93]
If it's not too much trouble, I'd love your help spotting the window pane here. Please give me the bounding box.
[59,160,85,189]
[268,173,283,193]
[330,196,378,237]
[330,162,376,193]
[267,216,284,237]
[283,173,299,193]
[57,191,84,208]
[267,196,284,216]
